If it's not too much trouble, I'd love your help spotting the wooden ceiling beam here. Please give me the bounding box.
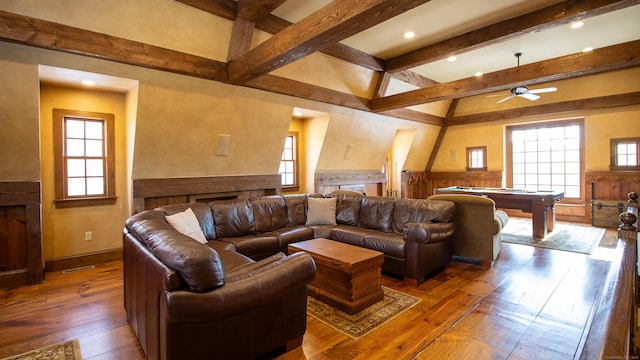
[385,0,638,73]
[255,14,385,71]
[227,0,432,84]
[0,10,228,81]
[370,40,640,112]
[243,74,445,125]
[237,0,287,22]
[449,92,640,126]
[174,0,237,20]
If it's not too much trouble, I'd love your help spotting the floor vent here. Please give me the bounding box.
[62,265,96,274]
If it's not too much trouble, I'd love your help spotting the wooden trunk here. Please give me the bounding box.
[288,238,384,314]
[591,199,625,228]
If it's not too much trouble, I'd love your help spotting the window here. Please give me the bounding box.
[466,146,487,171]
[506,119,584,200]
[610,138,640,170]
[279,132,298,189]
[53,109,116,207]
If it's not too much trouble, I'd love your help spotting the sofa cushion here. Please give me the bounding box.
[329,225,379,247]
[263,226,315,251]
[252,196,289,232]
[164,208,208,244]
[330,191,364,226]
[305,197,337,225]
[359,196,395,232]
[363,232,405,259]
[392,198,454,235]
[219,235,280,260]
[210,199,256,238]
[145,228,225,291]
[283,194,307,226]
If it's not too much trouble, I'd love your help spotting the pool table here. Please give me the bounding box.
[435,186,565,238]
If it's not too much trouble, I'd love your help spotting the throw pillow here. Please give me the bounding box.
[165,207,208,244]
[305,197,337,225]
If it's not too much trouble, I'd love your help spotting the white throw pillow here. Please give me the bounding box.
[305,197,337,225]
[165,208,208,244]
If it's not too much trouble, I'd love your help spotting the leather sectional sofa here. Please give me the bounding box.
[123,192,456,359]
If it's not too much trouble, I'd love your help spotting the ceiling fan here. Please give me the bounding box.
[492,53,558,104]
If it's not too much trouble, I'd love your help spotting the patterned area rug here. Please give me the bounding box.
[501,218,606,254]
[307,286,420,340]
[1,339,81,360]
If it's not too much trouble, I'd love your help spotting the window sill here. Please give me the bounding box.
[609,165,640,171]
[54,196,117,209]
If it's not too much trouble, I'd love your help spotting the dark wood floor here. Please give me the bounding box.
[0,220,621,360]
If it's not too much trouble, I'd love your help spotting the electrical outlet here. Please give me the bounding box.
[85,231,92,241]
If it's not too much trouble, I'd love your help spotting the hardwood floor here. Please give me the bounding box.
[0,220,621,360]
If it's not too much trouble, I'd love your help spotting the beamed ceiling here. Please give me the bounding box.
[1,0,639,126]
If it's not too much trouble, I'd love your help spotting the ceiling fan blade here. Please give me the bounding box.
[521,93,540,101]
[496,95,515,104]
[528,87,557,94]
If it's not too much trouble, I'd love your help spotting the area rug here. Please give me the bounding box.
[1,339,81,360]
[501,218,605,254]
[307,286,420,340]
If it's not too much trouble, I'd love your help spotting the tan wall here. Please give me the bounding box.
[0,49,41,181]
[39,85,130,260]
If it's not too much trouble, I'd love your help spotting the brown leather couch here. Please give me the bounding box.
[123,193,455,359]
[123,203,316,360]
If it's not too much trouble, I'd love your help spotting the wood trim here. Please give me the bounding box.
[0,10,229,82]
[132,174,282,212]
[579,232,637,359]
[449,92,640,126]
[44,249,122,272]
[315,171,386,188]
[0,181,42,285]
[133,174,281,198]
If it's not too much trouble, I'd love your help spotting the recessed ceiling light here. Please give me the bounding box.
[570,21,584,29]
[447,56,457,62]
[81,80,95,86]
[293,111,303,117]
[582,47,594,52]
[475,72,483,77]
[404,31,415,39]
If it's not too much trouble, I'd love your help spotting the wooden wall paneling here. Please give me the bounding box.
[426,171,503,197]
[0,205,27,271]
[585,171,640,224]
[132,175,282,212]
[314,171,386,196]
[0,182,42,287]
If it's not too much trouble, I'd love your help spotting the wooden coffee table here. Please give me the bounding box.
[288,238,384,314]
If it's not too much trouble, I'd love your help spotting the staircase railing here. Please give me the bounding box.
[580,192,638,359]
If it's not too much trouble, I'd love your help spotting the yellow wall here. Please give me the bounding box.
[39,85,130,260]
[432,106,640,172]
[435,68,640,173]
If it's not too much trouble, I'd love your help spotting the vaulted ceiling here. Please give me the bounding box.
[1,0,639,126]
